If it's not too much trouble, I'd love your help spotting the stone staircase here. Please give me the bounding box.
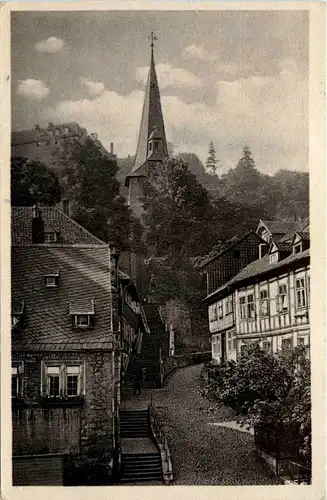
[120,409,150,438]
[119,409,163,483]
[120,453,162,483]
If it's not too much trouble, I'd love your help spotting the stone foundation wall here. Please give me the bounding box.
[12,350,116,457]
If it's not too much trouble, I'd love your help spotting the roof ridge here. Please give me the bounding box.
[53,206,107,245]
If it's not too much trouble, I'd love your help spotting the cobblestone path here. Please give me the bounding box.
[146,364,281,485]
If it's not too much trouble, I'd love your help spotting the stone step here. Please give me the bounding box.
[120,471,162,482]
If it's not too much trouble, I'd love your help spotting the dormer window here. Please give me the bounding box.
[44,223,59,243]
[269,252,279,264]
[74,314,90,327]
[45,272,59,287]
[44,231,57,243]
[154,141,159,150]
[294,242,302,254]
[149,142,152,151]
[12,300,25,330]
[12,316,19,328]
[70,299,95,328]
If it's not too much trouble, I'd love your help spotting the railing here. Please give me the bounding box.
[148,405,173,484]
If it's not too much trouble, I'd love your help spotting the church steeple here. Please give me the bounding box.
[129,32,168,177]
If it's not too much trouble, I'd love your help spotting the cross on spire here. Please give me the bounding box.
[148,31,157,53]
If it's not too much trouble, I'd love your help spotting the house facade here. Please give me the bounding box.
[11,205,146,484]
[203,220,310,364]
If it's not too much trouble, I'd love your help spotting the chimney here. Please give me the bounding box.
[62,199,71,217]
[32,205,44,243]
[35,124,40,132]
[110,142,114,155]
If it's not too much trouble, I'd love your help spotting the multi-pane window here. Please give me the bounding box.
[47,366,60,397]
[44,231,57,243]
[218,302,223,319]
[278,284,288,312]
[260,289,269,317]
[239,297,246,319]
[12,367,19,397]
[297,337,305,346]
[296,278,307,308]
[225,296,233,315]
[282,338,292,351]
[263,341,271,353]
[227,332,232,352]
[212,336,220,357]
[74,314,90,327]
[66,366,80,396]
[307,275,310,306]
[247,294,255,319]
[213,305,218,321]
[43,363,84,398]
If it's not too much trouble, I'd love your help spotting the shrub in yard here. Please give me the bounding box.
[201,344,311,467]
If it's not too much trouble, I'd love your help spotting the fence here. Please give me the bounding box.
[254,422,311,483]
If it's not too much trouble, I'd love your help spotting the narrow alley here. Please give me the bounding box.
[121,364,281,485]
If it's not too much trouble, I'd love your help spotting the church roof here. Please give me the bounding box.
[126,44,168,185]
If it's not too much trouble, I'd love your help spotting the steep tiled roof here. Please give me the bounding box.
[12,207,106,246]
[11,246,113,351]
[196,232,261,269]
[296,231,310,241]
[274,242,293,252]
[205,249,310,302]
[279,217,310,242]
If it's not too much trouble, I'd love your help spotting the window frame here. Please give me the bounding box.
[247,293,255,320]
[262,341,271,353]
[74,314,91,328]
[11,362,24,398]
[239,296,247,320]
[259,289,269,317]
[277,283,289,313]
[45,275,58,287]
[41,361,85,398]
[294,243,302,254]
[44,231,57,243]
[281,337,292,351]
[295,277,307,309]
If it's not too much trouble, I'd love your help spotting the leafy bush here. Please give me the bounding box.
[201,344,311,466]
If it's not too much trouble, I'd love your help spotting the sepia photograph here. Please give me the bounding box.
[1,3,325,497]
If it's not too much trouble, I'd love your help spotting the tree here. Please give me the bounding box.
[49,136,141,251]
[205,141,219,176]
[11,156,61,206]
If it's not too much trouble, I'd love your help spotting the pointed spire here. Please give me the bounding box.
[131,33,168,174]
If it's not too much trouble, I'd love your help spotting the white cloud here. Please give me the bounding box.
[135,63,202,89]
[17,79,50,101]
[41,58,307,173]
[81,78,105,97]
[35,37,65,54]
[181,44,215,62]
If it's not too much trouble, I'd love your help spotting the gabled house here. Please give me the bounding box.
[201,231,267,363]
[204,222,310,365]
[256,219,298,244]
[11,205,147,485]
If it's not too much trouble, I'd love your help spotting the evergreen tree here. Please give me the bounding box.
[205,141,218,176]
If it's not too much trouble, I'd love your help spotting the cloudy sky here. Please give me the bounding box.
[12,10,308,174]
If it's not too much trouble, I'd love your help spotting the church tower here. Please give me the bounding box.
[125,32,168,219]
